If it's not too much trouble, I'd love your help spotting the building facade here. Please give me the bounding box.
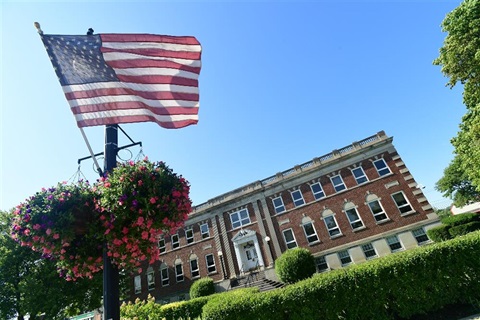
[130,131,440,303]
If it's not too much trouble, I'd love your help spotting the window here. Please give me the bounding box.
[373,158,391,176]
[134,275,142,294]
[200,223,210,239]
[386,235,403,252]
[345,206,364,230]
[178,294,186,301]
[366,195,389,222]
[147,267,155,290]
[190,258,199,278]
[302,222,319,244]
[412,228,430,245]
[160,263,169,286]
[230,208,251,229]
[310,182,325,200]
[351,167,368,184]
[331,174,346,192]
[361,243,377,259]
[171,234,180,249]
[323,214,341,237]
[282,229,297,249]
[158,237,166,253]
[175,262,184,282]
[185,228,194,244]
[206,254,217,273]
[338,250,352,266]
[272,196,286,214]
[315,256,329,273]
[391,192,414,214]
[291,190,305,207]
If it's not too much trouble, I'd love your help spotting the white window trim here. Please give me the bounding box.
[230,208,251,230]
[412,227,430,245]
[205,254,217,274]
[158,237,166,253]
[345,207,365,230]
[185,228,194,244]
[272,196,286,214]
[291,190,305,207]
[190,259,200,278]
[338,250,352,266]
[200,223,210,239]
[331,174,347,192]
[323,215,342,238]
[351,166,368,185]
[147,269,155,291]
[386,235,403,252]
[315,255,329,273]
[391,191,414,215]
[171,233,180,249]
[282,228,297,249]
[175,263,184,282]
[134,275,142,294]
[302,221,319,245]
[367,199,389,223]
[361,243,377,260]
[373,158,391,176]
[160,264,169,287]
[310,182,325,200]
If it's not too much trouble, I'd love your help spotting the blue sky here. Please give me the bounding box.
[1,0,465,212]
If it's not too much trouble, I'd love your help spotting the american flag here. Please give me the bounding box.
[40,33,201,129]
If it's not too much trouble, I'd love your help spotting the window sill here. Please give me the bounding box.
[330,233,343,239]
[400,211,417,217]
[308,240,321,246]
[376,218,391,225]
[352,226,366,232]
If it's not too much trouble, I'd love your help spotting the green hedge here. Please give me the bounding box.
[190,277,215,299]
[201,231,480,320]
[275,247,316,284]
[427,225,452,242]
[441,213,480,227]
[449,221,480,238]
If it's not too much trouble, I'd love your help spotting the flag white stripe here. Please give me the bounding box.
[113,67,199,80]
[102,41,202,52]
[69,95,200,108]
[75,109,199,122]
[62,82,199,94]
[102,52,201,67]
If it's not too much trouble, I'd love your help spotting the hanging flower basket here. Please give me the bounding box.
[10,181,103,280]
[96,158,192,272]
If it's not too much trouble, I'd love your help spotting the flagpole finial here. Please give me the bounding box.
[87,28,94,35]
[34,22,43,35]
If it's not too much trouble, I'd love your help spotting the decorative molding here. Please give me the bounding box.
[279,219,290,226]
[395,161,405,167]
[399,168,409,174]
[384,180,399,189]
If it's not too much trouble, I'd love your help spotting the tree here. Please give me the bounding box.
[436,157,480,206]
[434,0,480,203]
[0,210,104,319]
[189,277,215,298]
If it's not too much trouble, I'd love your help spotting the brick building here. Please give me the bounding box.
[130,131,440,303]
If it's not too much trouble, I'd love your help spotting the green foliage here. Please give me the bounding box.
[275,247,316,284]
[434,0,480,200]
[427,225,452,242]
[0,211,104,320]
[436,157,480,207]
[201,231,480,320]
[449,221,480,237]
[189,277,215,299]
[441,212,480,226]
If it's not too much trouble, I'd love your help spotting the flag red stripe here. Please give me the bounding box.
[70,101,198,116]
[100,34,200,45]
[106,59,201,74]
[65,88,199,101]
[116,74,198,86]
[101,47,201,60]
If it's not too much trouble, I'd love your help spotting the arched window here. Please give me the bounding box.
[189,254,200,278]
[322,209,341,237]
[343,202,364,230]
[174,258,184,282]
[146,266,155,291]
[366,194,388,223]
[301,216,319,244]
[159,262,169,287]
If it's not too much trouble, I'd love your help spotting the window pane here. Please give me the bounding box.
[315,256,329,272]
[361,243,377,259]
[352,167,368,184]
[311,183,325,200]
[206,254,216,273]
[386,235,402,252]
[303,222,318,243]
[273,197,285,213]
[332,175,346,192]
[374,159,390,176]
[292,190,305,207]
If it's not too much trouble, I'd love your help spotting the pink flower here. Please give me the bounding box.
[46,229,52,235]
[138,180,143,186]
[24,229,31,236]
[53,233,60,239]
[33,224,41,230]
[136,216,144,226]
[141,231,149,240]
[149,197,156,204]
[122,227,129,235]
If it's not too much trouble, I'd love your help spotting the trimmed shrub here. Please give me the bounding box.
[449,221,480,238]
[441,213,480,226]
[275,247,315,284]
[427,225,452,242]
[190,277,215,298]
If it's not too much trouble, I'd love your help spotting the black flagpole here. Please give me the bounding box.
[103,124,120,320]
